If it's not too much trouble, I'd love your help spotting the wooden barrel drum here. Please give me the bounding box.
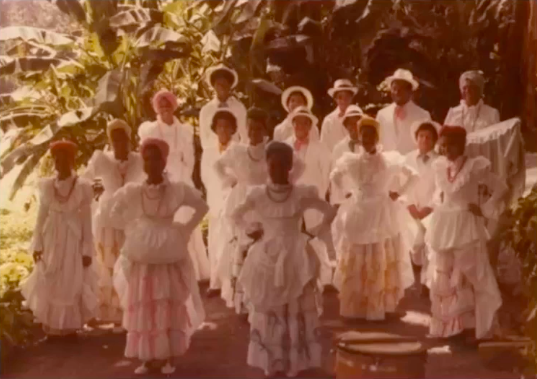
[335,331,427,379]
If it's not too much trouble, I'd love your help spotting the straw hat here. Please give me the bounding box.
[281,86,314,112]
[290,105,318,126]
[385,69,419,90]
[341,105,364,124]
[328,79,358,98]
[205,63,239,89]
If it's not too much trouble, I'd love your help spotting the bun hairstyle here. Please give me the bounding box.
[210,109,238,134]
[265,141,293,166]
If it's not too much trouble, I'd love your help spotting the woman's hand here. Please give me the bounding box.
[468,203,484,217]
[408,204,420,219]
[33,251,43,262]
[247,229,263,242]
[82,256,92,267]
[389,191,400,201]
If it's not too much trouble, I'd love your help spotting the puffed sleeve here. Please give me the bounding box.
[330,152,354,190]
[29,179,51,252]
[177,183,209,233]
[137,121,153,141]
[109,182,139,226]
[81,150,102,181]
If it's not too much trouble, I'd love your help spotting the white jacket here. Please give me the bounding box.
[320,108,347,152]
[444,99,500,133]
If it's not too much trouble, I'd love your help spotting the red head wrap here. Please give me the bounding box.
[440,125,467,146]
[140,138,170,164]
[50,140,77,162]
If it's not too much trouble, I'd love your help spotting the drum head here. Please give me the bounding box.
[337,331,424,356]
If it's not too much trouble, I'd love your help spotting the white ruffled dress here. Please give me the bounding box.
[232,184,335,375]
[83,150,144,323]
[331,150,417,320]
[110,179,206,361]
[424,156,506,339]
[21,175,98,334]
[213,143,268,312]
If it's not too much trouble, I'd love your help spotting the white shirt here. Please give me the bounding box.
[199,96,247,150]
[138,116,195,184]
[376,101,431,154]
[331,136,361,204]
[404,149,439,209]
[320,108,347,152]
[273,116,320,142]
[444,99,500,133]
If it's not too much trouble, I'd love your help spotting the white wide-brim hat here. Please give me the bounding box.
[385,68,419,91]
[290,105,318,126]
[411,119,442,144]
[328,79,358,98]
[281,86,314,112]
[341,104,364,124]
[205,63,239,89]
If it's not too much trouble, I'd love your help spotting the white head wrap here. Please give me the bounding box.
[107,119,131,140]
[459,70,485,93]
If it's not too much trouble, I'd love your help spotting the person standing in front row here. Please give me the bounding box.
[321,79,359,152]
[138,90,210,282]
[273,85,319,142]
[376,69,431,154]
[199,64,247,150]
[232,142,336,378]
[331,117,417,320]
[201,109,238,297]
[22,140,97,340]
[403,120,441,296]
[286,106,333,287]
[444,70,500,133]
[83,120,144,331]
[110,138,206,375]
[424,126,506,343]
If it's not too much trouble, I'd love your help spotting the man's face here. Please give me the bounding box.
[214,77,232,100]
[390,80,413,106]
[335,91,353,111]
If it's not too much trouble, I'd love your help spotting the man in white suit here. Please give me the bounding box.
[376,69,431,154]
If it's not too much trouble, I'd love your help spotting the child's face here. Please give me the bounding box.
[344,116,361,141]
[360,125,378,153]
[287,93,307,112]
[416,129,436,154]
[335,91,353,111]
[293,116,312,141]
[267,154,291,184]
[215,119,234,146]
[157,97,174,118]
[53,151,73,175]
[247,119,266,146]
[142,146,165,177]
[441,137,465,161]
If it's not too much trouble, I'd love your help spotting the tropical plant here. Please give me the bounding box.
[0,0,227,198]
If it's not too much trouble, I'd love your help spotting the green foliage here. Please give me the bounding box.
[502,186,537,369]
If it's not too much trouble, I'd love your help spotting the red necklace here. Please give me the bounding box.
[447,156,468,183]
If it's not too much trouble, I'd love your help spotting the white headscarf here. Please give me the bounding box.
[459,70,485,94]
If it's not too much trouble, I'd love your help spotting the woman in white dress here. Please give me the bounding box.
[138,90,210,282]
[213,107,269,313]
[83,120,144,329]
[331,117,417,320]
[425,126,506,342]
[232,142,336,377]
[444,71,500,133]
[22,140,97,339]
[273,86,319,142]
[111,138,206,375]
[201,109,238,296]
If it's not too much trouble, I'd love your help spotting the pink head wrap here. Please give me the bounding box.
[151,89,178,114]
[140,138,170,164]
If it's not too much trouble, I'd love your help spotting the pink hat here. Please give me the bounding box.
[151,89,178,114]
[140,138,170,164]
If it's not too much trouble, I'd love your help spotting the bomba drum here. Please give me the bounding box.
[335,331,427,379]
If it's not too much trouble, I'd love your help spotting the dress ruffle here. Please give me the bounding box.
[333,234,414,320]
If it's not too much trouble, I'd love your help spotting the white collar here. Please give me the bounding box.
[460,98,484,110]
